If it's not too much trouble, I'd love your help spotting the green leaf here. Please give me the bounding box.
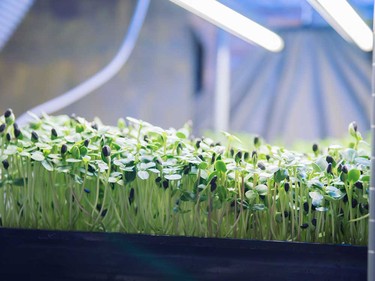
[252,204,266,211]
[325,186,343,200]
[341,148,357,162]
[348,168,360,183]
[309,191,323,206]
[108,177,118,183]
[137,170,149,180]
[355,157,370,167]
[314,157,327,172]
[198,162,208,170]
[215,160,227,173]
[245,190,257,202]
[31,151,45,162]
[41,160,54,171]
[165,174,182,181]
[361,175,370,182]
[97,161,109,172]
[66,158,82,163]
[274,168,288,183]
[4,145,18,155]
[176,131,186,139]
[255,184,268,195]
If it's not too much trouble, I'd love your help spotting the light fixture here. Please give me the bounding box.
[169,0,284,52]
[307,0,373,52]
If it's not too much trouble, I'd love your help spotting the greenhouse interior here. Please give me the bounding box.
[0,0,374,280]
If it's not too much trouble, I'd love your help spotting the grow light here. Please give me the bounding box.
[169,0,284,52]
[307,0,373,52]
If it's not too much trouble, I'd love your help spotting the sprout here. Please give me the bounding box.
[0,111,369,245]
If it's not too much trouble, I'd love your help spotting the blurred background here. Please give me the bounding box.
[0,0,373,145]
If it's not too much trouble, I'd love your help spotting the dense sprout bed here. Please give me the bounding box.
[0,109,370,245]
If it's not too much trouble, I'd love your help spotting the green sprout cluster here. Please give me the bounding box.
[0,109,370,245]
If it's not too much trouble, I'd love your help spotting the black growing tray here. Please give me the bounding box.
[0,228,367,281]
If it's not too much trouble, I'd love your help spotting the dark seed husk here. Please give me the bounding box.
[211,153,216,164]
[84,188,90,194]
[13,123,21,139]
[257,162,266,170]
[31,131,39,142]
[300,223,309,229]
[311,218,317,227]
[351,198,358,209]
[284,182,290,192]
[183,166,190,175]
[254,136,260,146]
[0,123,5,133]
[326,155,334,164]
[341,165,348,174]
[84,139,90,147]
[195,140,201,149]
[102,145,111,157]
[244,152,249,160]
[162,180,169,189]
[343,194,348,203]
[235,151,242,163]
[6,133,11,142]
[4,109,12,118]
[353,122,358,132]
[61,144,68,155]
[303,202,309,212]
[2,159,9,170]
[210,182,217,192]
[326,163,332,174]
[51,128,58,138]
[312,143,318,152]
[354,181,363,190]
[129,188,135,204]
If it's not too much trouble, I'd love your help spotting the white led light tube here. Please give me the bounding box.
[307,0,373,52]
[170,0,284,52]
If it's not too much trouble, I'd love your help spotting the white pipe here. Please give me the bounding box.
[17,0,150,126]
[368,1,375,278]
[214,30,230,132]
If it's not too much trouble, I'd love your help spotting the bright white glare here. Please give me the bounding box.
[308,0,373,52]
[170,0,284,52]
